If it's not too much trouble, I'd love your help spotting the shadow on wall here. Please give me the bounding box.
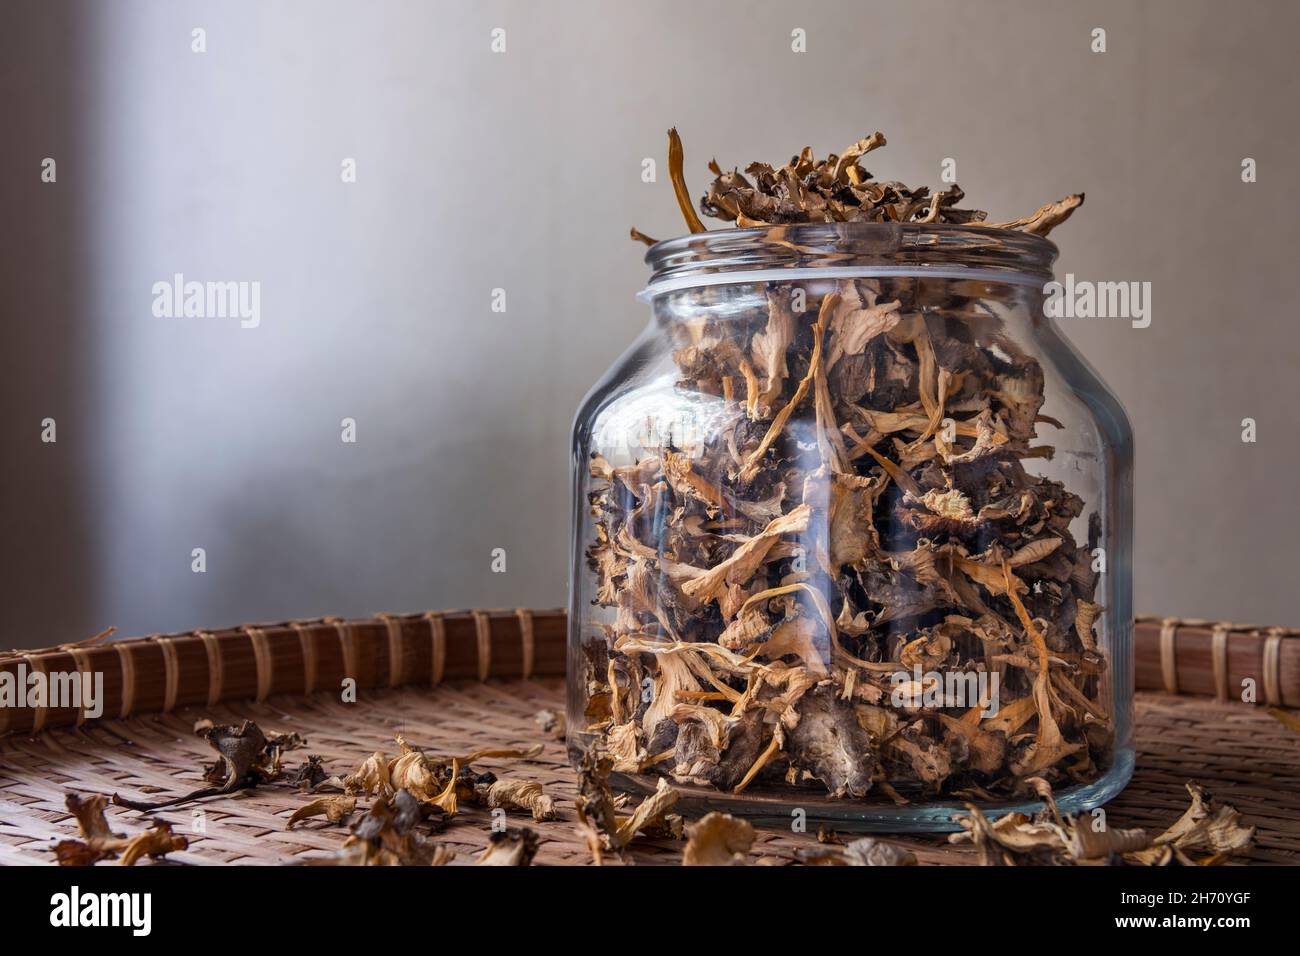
[0,9,99,649]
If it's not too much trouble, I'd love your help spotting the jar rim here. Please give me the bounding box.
[641,221,1058,300]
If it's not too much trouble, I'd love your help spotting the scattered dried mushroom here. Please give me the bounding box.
[950,782,1254,866]
[289,754,335,791]
[112,719,305,811]
[303,792,455,866]
[288,795,357,829]
[574,747,684,865]
[535,708,567,740]
[751,835,918,867]
[337,736,548,818]
[56,793,188,866]
[296,736,552,864]
[683,811,755,866]
[54,711,1253,866]
[477,827,540,866]
[61,713,561,865]
[581,129,1110,807]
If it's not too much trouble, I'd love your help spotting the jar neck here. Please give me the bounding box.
[641,222,1057,301]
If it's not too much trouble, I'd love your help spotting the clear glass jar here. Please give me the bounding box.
[567,223,1133,831]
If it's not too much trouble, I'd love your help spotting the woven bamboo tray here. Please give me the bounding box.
[2,610,1298,865]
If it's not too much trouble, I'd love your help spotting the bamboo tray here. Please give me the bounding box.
[2,610,1298,865]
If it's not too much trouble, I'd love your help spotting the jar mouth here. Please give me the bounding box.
[641,221,1057,300]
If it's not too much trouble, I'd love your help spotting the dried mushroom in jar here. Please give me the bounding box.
[579,130,1110,806]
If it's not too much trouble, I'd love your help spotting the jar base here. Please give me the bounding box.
[583,747,1136,834]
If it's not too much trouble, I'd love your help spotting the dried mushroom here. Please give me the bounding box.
[576,129,1111,807]
[949,782,1253,866]
[114,719,304,811]
[682,811,755,866]
[697,129,1079,235]
[535,708,567,740]
[482,778,558,822]
[303,794,453,867]
[287,795,356,829]
[574,746,683,864]
[55,793,188,866]
[476,828,540,866]
[344,751,392,796]
[339,736,544,821]
[788,837,919,866]
[288,754,333,792]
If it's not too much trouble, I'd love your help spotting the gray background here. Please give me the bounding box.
[3,0,1297,648]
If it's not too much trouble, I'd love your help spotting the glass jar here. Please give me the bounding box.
[567,223,1133,831]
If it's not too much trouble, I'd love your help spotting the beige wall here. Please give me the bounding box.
[2,0,1298,647]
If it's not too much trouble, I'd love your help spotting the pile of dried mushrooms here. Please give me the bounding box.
[580,130,1108,806]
